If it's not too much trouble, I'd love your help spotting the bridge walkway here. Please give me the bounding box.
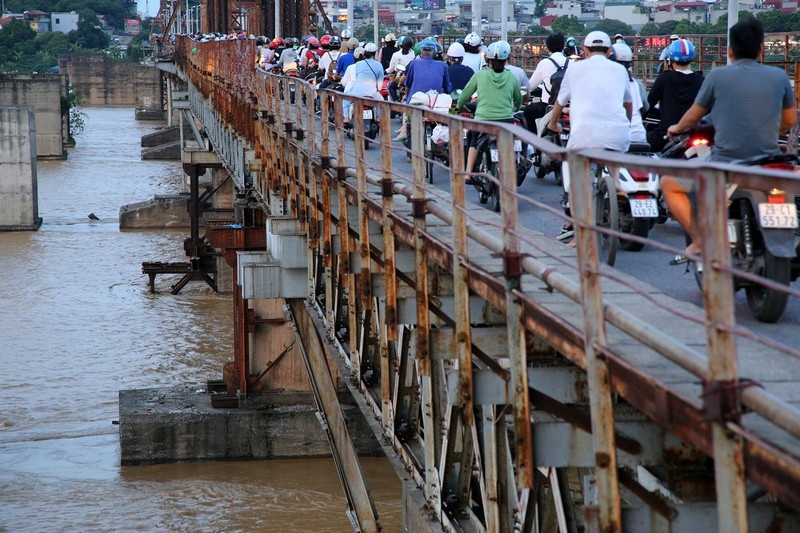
[163,37,800,532]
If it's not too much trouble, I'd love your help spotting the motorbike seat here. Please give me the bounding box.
[732,152,799,167]
[464,101,478,113]
[627,142,651,154]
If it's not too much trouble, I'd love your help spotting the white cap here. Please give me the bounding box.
[670,34,680,40]
[365,42,378,53]
[354,47,365,59]
[584,31,611,49]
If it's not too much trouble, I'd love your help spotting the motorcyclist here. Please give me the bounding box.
[378,33,399,71]
[387,36,415,102]
[276,37,299,73]
[317,35,342,90]
[462,32,486,73]
[445,42,473,92]
[523,33,567,136]
[564,36,582,60]
[547,31,632,242]
[611,42,647,144]
[663,18,795,264]
[335,38,361,78]
[456,40,522,179]
[659,34,680,74]
[394,39,451,142]
[299,37,321,71]
[646,38,704,152]
[341,43,385,126]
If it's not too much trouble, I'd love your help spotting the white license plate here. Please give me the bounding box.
[560,133,569,141]
[362,109,373,119]
[514,139,522,152]
[490,148,499,162]
[629,198,658,218]
[426,136,432,151]
[758,202,798,228]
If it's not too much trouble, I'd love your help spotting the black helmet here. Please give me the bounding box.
[330,35,342,48]
[399,36,413,48]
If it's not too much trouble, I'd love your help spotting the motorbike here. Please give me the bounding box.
[611,143,661,252]
[664,126,800,323]
[533,107,570,185]
[463,100,528,213]
[346,103,379,150]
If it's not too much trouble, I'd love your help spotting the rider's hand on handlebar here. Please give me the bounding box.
[666,124,682,139]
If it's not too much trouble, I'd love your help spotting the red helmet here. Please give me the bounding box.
[274,37,283,45]
[269,41,277,50]
[307,37,319,48]
[319,34,331,47]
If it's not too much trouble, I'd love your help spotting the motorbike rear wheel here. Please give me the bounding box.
[620,217,650,252]
[745,249,791,323]
[594,173,619,266]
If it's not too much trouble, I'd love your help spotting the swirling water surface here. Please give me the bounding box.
[0,108,401,532]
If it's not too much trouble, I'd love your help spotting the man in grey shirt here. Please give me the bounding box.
[663,18,795,261]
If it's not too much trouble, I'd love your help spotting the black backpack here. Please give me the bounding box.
[547,57,568,105]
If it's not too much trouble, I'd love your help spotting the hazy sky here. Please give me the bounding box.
[136,0,159,18]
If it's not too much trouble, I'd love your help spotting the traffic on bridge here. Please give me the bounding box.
[148,15,800,532]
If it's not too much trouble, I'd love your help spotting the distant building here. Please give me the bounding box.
[602,1,649,30]
[51,12,79,34]
[24,10,50,32]
[124,18,142,34]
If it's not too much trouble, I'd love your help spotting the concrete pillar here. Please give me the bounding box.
[0,106,42,231]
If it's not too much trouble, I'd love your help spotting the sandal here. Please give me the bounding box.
[669,254,689,266]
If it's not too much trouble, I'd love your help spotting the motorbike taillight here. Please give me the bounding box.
[767,188,788,204]
[763,163,795,171]
[690,137,709,146]
[629,171,649,182]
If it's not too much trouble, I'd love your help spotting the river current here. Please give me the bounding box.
[0,108,401,532]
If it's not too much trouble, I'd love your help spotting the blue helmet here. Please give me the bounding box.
[486,40,511,60]
[669,38,695,63]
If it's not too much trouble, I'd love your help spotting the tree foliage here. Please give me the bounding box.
[0,1,136,73]
[551,16,585,37]
[591,19,634,37]
[525,25,552,37]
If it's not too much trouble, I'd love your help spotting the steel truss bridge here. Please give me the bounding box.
[160,36,800,532]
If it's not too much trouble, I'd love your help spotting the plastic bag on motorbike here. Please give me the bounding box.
[409,90,453,113]
[431,124,449,145]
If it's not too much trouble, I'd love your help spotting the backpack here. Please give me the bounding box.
[547,57,568,105]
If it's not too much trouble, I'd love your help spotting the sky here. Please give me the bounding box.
[136,0,159,18]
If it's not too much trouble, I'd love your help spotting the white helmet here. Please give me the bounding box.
[341,29,352,39]
[384,33,397,42]
[446,41,465,58]
[365,42,378,53]
[612,42,632,62]
[465,32,482,48]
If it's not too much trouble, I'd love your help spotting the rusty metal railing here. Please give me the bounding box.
[175,36,800,531]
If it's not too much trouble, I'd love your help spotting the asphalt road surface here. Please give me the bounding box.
[345,113,800,348]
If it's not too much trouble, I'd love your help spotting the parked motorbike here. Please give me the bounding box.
[664,126,800,322]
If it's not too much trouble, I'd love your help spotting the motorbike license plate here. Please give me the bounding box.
[560,133,569,141]
[362,109,373,120]
[490,148,499,162]
[758,202,798,228]
[514,140,522,152]
[629,198,658,218]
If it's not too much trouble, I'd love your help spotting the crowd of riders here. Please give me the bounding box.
[187,21,795,272]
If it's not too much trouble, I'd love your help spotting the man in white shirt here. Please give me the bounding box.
[547,31,632,240]
[523,33,567,134]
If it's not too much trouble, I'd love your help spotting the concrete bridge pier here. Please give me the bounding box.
[0,106,42,231]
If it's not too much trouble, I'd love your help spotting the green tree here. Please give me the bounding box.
[638,22,661,36]
[591,19,634,37]
[0,18,36,54]
[525,25,552,36]
[533,0,547,18]
[756,10,792,32]
[658,20,679,35]
[68,9,111,50]
[551,16,585,37]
